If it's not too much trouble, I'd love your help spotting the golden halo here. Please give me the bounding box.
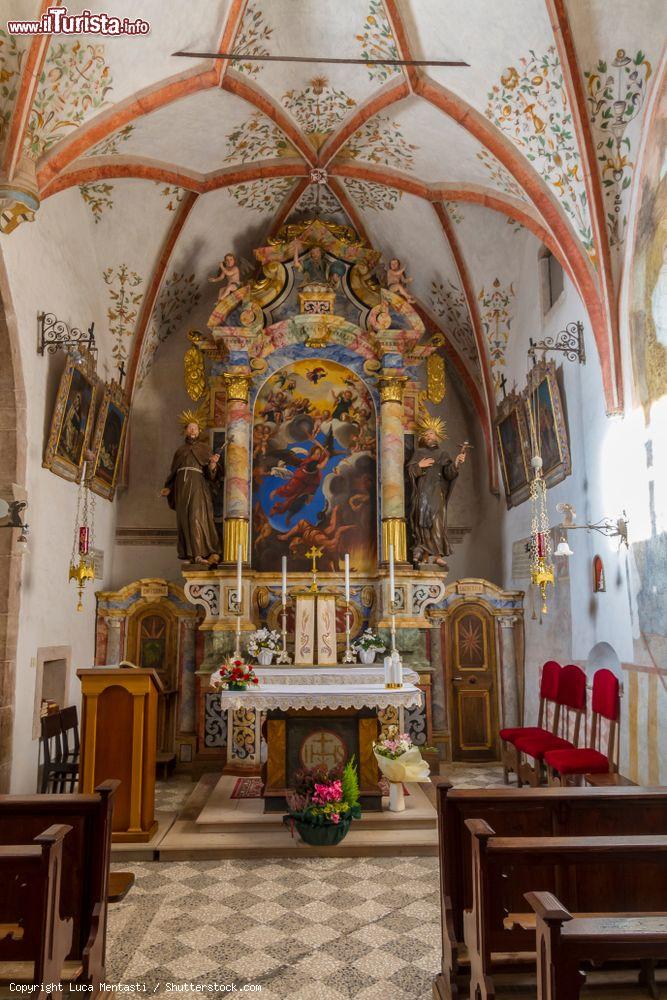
[415,404,446,442]
[179,403,209,430]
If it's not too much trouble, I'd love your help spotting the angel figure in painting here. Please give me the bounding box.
[386,257,415,303]
[161,411,223,565]
[407,415,466,568]
[209,253,241,300]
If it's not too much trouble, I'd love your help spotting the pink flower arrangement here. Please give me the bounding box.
[312,780,343,807]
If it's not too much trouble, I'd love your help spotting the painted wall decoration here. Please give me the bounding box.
[25,41,113,159]
[252,359,377,574]
[357,0,401,84]
[281,77,356,148]
[346,178,402,212]
[629,78,667,418]
[287,183,349,224]
[89,380,129,501]
[224,110,296,163]
[43,352,97,484]
[137,271,201,387]
[486,46,594,260]
[79,181,113,222]
[340,113,418,171]
[227,177,293,212]
[88,123,134,156]
[430,278,482,386]
[584,50,652,248]
[478,278,515,395]
[156,183,187,212]
[0,29,25,148]
[444,201,464,225]
[232,1,273,79]
[102,264,144,364]
[476,148,526,200]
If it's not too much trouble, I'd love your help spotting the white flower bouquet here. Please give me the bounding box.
[247,627,281,661]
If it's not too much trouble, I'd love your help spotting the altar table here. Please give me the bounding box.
[217,674,423,812]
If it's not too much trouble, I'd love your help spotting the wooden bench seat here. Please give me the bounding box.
[0,780,120,997]
[463,820,667,1000]
[527,891,667,1000]
[433,781,667,1000]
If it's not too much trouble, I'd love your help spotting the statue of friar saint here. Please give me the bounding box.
[161,415,223,565]
[407,425,467,567]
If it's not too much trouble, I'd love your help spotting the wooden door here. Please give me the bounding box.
[447,603,499,762]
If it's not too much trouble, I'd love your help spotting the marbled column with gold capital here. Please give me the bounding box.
[222,372,252,562]
[378,373,407,562]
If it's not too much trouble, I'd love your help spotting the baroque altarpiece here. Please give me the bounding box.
[97,220,525,768]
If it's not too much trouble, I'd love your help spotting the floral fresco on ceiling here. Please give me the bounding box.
[339,114,418,171]
[478,278,515,396]
[88,123,134,156]
[357,0,401,84]
[584,49,652,249]
[476,148,526,200]
[227,177,294,212]
[287,184,349,224]
[345,178,401,212]
[137,271,201,387]
[0,29,26,149]
[232,1,273,80]
[224,110,296,163]
[25,41,113,159]
[430,278,482,388]
[444,201,464,225]
[79,181,114,222]
[486,46,594,262]
[156,183,187,212]
[103,263,144,365]
[281,77,357,149]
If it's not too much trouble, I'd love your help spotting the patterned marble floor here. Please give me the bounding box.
[108,855,441,999]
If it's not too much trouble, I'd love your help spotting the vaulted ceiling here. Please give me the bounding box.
[1,0,665,448]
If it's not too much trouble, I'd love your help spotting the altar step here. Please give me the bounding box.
[153,773,439,860]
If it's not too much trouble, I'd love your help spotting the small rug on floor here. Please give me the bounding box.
[231,776,409,799]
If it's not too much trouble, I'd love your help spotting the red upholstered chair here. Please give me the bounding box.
[499,660,561,784]
[545,668,621,786]
[515,663,587,787]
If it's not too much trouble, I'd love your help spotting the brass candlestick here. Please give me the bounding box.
[343,602,355,663]
[231,597,242,659]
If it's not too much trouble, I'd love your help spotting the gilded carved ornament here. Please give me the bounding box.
[223,372,253,402]
[378,374,407,404]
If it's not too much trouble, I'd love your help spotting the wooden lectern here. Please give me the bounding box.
[77,667,163,842]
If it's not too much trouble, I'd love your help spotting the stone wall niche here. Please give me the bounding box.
[32,645,71,740]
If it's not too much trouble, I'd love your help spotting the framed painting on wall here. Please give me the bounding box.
[495,392,531,508]
[43,349,97,483]
[524,360,571,488]
[89,379,129,500]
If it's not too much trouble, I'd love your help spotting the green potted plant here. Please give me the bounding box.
[352,628,386,664]
[284,758,362,846]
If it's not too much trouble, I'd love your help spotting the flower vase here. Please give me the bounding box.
[257,648,274,665]
[227,681,247,691]
[359,648,376,664]
[388,781,405,813]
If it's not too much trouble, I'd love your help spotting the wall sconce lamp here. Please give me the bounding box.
[555,502,629,553]
[0,498,29,544]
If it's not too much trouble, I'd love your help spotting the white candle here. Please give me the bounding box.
[236,543,243,612]
[344,553,350,603]
[389,543,395,610]
[281,555,287,605]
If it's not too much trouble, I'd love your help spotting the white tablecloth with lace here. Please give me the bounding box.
[218,681,423,713]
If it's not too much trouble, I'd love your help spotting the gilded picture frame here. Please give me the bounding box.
[495,392,531,508]
[89,379,129,500]
[43,349,97,483]
[524,360,571,489]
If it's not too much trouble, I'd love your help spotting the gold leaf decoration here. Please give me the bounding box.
[184,345,206,401]
[427,353,445,404]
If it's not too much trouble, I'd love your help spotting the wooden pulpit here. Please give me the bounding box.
[77,667,163,842]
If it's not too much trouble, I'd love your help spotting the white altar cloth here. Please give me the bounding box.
[252,665,420,687]
[218,681,423,713]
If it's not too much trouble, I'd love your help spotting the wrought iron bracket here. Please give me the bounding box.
[38,311,96,359]
[528,321,585,365]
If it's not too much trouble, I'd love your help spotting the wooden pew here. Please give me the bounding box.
[433,780,667,1000]
[0,779,119,997]
[526,891,667,1000]
[464,819,667,1000]
[0,824,74,999]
